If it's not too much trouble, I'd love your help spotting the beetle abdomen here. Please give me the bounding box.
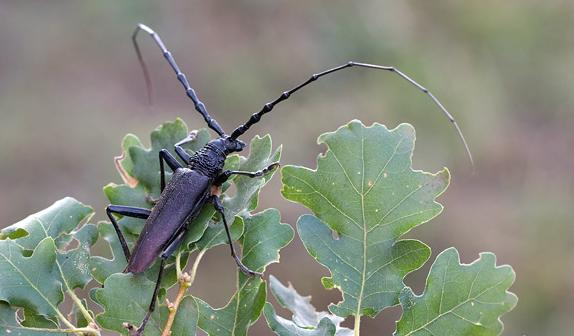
[126,168,211,273]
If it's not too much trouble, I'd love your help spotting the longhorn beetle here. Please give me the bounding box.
[105,23,473,335]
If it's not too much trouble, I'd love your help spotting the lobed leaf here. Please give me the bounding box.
[0,238,62,324]
[93,272,198,336]
[264,275,353,336]
[264,304,337,336]
[196,209,294,336]
[0,198,97,331]
[0,302,67,336]
[282,120,448,319]
[93,273,163,336]
[394,248,517,336]
[0,197,93,251]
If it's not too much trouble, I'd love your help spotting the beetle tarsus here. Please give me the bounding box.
[236,259,263,277]
[145,194,159,205]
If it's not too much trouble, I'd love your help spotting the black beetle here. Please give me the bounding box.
[105,24,472,335]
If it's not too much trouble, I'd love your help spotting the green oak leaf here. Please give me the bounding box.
[71,299,91,328]
[0,238,62,325]
[57,223,98,290]
[0,302,67,336]
[264,304,337,336]
[93,272,200,336]
[0,198,97,291]
[281,120,448,319]
[93,273,163,336]
[0,197,93,251]
[0,198,98,332]
[394,248,517,336]
[264,275,353,336]
[90,221,131,283]
[20,307,59,329]
[168,296,199,336]
[196,209,294,336]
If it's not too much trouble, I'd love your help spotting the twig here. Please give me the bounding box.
[160,249,206,336]
[6,324,100,336]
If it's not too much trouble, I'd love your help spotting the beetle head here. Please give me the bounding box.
[210,136,246,155]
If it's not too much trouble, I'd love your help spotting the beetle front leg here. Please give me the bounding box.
[174,130,198,164]
[210,195,262,277]
[159,149,183,192]
[214,162,280,185]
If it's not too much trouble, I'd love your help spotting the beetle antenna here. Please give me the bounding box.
[132,24,227,137]
[230,61,473,167]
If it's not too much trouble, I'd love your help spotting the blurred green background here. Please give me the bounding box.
[1,1,573,335]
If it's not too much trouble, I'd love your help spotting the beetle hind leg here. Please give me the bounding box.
[124,259,165,336]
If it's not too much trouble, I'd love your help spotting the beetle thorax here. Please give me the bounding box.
[188,143,227,177]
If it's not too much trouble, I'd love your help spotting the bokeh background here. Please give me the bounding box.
[1,1,573,335]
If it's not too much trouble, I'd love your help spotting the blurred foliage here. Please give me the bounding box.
[1,1,573,334]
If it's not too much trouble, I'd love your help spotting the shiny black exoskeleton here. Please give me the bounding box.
[106,135,276,335]
[106,23,472,335]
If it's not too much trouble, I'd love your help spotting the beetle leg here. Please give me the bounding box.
[161,228,188,259]
[126,259,165,336]
[211,195,262,277]
[106,205,151,262]
[159,149,183,192]
[214,162,280,185]
[174,130,198,164]
[144,194,159,206]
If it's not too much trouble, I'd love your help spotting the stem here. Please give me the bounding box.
[8,325,100,336]
[67,289,95,324]
[175,251,183,280]
[160,250,206,336]
[55,309,76,330]
[354,314,361,336]
[189,249,206,285]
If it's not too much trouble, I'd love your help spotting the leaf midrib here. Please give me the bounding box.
[0,243,62,322]
[402,277,508,335]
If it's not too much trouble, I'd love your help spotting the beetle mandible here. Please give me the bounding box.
[105,23,473,335]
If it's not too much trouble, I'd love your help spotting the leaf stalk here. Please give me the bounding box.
[354,315,361,336]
